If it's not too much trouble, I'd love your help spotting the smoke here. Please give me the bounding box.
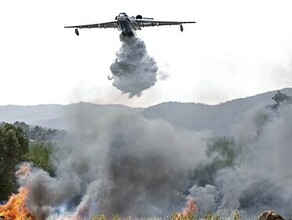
[188,184,218,214]
[24,168,82,219]
[109,35,158,98]
[22,106,207,219]
[188,104,292,218]
[17,97,292,219]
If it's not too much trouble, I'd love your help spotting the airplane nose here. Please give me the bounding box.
[119,15,126,21]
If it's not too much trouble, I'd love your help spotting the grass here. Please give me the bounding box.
[90,211,242,220]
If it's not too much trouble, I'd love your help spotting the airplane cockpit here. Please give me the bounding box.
[115,12,128,20]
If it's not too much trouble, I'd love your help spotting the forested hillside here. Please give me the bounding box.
[1,90,292,219]
[0,88,291,136]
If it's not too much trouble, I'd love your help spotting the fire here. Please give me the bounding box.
[181,198,197,216]
[0,163,35,220]
[174,197,198,220]
[16,162,32,181]
[0,187,35,220]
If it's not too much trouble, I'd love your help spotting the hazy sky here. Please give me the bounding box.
[1,0,292,107]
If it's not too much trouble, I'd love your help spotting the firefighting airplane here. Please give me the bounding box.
[64,12,196,36]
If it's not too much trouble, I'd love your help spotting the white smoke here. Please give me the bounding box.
[23,105,207,219]
[189,104,292,219]
[19,96,292,219]
[188,184,218,214]
[109,35,158,98]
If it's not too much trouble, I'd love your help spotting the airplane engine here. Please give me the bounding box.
[136,15,143,19]
[75,28,79,36]
[180,24,184,32]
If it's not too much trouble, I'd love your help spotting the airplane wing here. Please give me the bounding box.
[136,20,196,27]
[64,21,118,29]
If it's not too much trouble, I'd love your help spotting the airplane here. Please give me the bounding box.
[64,12,196,36]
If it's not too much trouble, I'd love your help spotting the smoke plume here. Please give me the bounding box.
[16,96,292,219]
[109,35,158,98]
[22,105,207,219]
[188,104,292,218]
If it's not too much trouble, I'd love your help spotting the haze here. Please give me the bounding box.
[1,0,292,107]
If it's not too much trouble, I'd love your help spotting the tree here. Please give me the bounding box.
[9,121,65,143]
[24,142,53,174]
[192,137,239,186]
[0,124,29,200]
[269,90,291,111]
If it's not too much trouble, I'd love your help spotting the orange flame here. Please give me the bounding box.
[0,187,35,220]
[182,198,197,216]
[175,197,198,220]
[16,162,32,181]
[0,163,35,220]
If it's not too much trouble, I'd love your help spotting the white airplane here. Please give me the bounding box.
[65,12,196,36]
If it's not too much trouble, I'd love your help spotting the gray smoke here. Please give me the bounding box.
[109,35,158,97]
[188,184,218,214]
[24,168,82,219]
[23,106,207,219]
[189,104,292,218]
[20,99,292,219]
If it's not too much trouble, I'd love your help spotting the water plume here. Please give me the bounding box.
[109,35,158,98]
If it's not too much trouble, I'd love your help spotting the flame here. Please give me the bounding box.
[16,162,32,181]
[181,198,197,216]
[175,197,198,220]
[0,163,35,220]
[1,163,199,220]
[0,187,35,220]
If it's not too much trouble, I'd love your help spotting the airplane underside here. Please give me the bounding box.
[121,31,135,37]
[120,20,136,37]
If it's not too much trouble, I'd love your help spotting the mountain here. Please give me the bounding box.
[0,104,65,129]
[144,88,292,136]
[1,88,292,136]
[0,103,135,130]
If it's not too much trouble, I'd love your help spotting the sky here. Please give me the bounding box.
[1,0,292,107]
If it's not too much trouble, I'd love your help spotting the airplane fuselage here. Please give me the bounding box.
[116,13,137,36]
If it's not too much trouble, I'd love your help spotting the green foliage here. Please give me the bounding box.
[91,214,106,220]
[88,211,242,220]
[112,214,121,220]
[254,91,292,135]
[269,90,292,111]
[170,212,197,220]
[11,121,66,142]
[0,122,62,200]
[200,210,240,220]
[0,123,29,200]
[24,142,53,174]
[203,211,222,220]
[192,137,239,185]
[90,214,122,220]
[206,137,238,167]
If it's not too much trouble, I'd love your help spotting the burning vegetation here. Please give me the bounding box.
[0,163,35,220]
[0,91,292,219]
[0,187,34,220]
